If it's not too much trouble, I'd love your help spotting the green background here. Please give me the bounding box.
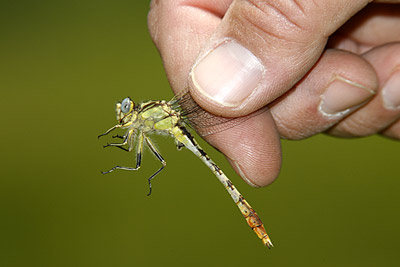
[1,1,399,266]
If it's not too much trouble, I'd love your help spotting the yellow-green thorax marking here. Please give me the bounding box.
[99,97,273,248]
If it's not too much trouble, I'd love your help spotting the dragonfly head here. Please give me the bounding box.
[116,97,136,126]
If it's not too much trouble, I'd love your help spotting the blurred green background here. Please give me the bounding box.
[1,1,399,266]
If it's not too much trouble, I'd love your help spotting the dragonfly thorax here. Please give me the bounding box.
[137,101,180,133]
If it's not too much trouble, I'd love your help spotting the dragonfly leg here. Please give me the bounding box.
[146,165,165,196]
[101,165,139,174]
[103,134,129,147]
[103,140,128,149]
[101,132,143,174]
[103,141,129,152]
[144,135,166,196]
[103,130,134,151]
[98,124,121,139]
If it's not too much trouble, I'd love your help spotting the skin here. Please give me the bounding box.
[148,0,400,187]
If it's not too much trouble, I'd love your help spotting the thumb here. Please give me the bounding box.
[187,0,371,117]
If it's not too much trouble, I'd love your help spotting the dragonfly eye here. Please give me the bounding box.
[121,97,132,113]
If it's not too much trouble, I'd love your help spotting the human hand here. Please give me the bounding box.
[148,1,400,187]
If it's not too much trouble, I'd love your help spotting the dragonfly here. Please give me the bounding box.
[98,92,273,248]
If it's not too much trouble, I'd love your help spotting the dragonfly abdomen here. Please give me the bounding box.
[171,125,273,248]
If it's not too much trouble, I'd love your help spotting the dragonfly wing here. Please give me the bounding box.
[170,90,267,137]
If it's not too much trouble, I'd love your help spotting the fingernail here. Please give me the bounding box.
[319,76,375,116]
[190,40,264,107]
[232,160,260,188]
[382,69,400,110]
